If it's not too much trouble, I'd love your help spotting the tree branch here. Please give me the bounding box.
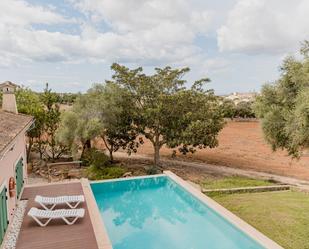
[101,135,112,152]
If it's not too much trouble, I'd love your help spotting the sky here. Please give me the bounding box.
[0,0,308,94]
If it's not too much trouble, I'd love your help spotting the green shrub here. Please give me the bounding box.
[82,148,125,180]
[82,148,110,168]
[87,165,125,180]
[145,166,161,175]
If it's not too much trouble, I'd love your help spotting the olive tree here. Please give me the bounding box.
[220,99,236,119]
[88,83,139,162]
[254,41,309,157]
[57,83,138,162]
[57,105,102,159]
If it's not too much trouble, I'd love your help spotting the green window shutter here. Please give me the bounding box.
[16,158,24,199]
[0,187,8,246]
[0,190,3,245]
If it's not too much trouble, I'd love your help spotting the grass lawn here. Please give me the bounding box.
[201,176,274,190]
[213,191,309,249]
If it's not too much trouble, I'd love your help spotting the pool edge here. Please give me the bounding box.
[81,178,113,249]
[90,174,166,184]
[164,170,283,249]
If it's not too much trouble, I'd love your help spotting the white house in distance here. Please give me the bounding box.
[224,92,257,105]
[0,81,34,246]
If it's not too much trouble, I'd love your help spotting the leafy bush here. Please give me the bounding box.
[235,101,255,118]
[145,166,161,175]
[82,148,110,168]
[221,99,256,119]
[82,148,125,180]
[87,165,125,180]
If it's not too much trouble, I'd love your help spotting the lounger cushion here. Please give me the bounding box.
[35,195,85,204]
[28,207,85,219]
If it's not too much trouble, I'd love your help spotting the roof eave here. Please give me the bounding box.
[0,116,34,159]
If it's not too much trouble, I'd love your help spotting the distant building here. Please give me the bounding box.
[224,92,257,105]
[0,81,34,245]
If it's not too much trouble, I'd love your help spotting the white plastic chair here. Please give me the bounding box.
[28,207,85,226]
[35,195,85,210]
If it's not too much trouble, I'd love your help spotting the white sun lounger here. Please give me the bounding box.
[28,207,85,227]
[35,195,85,210]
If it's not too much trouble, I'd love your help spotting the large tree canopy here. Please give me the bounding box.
[109,63,225,166]
[254,41,309,157]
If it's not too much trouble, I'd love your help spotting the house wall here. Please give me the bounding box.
[0,133,27,223]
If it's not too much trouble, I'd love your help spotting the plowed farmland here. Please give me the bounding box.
[136,121,309,180]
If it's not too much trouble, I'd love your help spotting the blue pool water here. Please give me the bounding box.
[91,175,264,249]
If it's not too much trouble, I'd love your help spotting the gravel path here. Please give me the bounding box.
[2,200,28,249]
[114,152,309,186]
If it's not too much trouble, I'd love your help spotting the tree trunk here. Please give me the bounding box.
[26,138,33,163]
[81,139,91,159]
[80,143,87,159]
[50,135,56,162]
[101,136,114,163]
[85,139,91,149]
[151,132,162,167]
[109,149,114,163]
[38,142,43,160]
[154,143,160,166]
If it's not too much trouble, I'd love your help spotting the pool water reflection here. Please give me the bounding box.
[91,176,264,249]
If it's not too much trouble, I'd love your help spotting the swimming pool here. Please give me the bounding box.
[90,172,280,249]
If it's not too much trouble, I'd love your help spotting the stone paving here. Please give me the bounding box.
[2,200,28,249]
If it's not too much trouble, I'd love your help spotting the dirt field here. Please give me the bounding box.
[134,121,309,181]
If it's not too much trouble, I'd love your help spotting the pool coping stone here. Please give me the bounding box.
[81,178,113,249]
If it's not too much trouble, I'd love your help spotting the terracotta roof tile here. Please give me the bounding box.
[0,111,34,153]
